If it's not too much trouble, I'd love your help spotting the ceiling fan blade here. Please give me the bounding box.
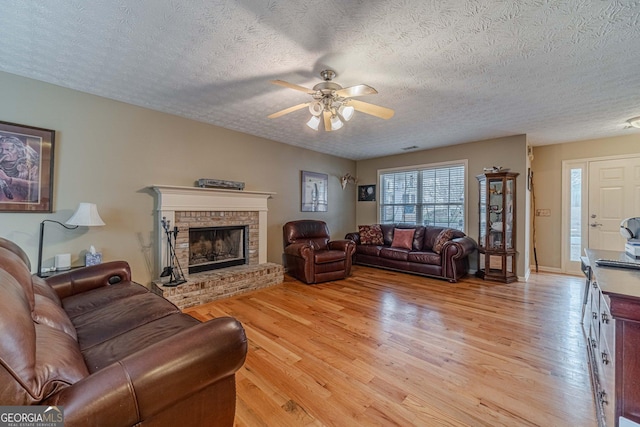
[349,99,395,119]
[323,111,331,131]
[334,84,378,98]
[270,80,315,94]
[267,103,310,119]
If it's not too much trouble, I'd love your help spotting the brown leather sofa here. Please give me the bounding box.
[283,220,356,284]
[0,237,247,427]
[346,223,477,282]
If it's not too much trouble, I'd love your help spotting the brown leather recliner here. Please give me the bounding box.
[283,220,356,284]
[0,237,247,427]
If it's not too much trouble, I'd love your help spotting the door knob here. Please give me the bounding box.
[590,222,602,227]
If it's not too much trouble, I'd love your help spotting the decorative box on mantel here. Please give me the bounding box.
[150,185,283,307]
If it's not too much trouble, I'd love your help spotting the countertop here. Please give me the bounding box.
[585,249,640,299]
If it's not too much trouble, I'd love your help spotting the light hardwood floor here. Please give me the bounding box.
[185,266,597,426]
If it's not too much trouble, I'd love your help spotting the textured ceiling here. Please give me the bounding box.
[0,1,639,160]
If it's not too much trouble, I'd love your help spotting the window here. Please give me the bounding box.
[569,168,582,261]
[379,162,466,231]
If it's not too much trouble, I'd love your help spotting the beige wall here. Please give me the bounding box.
[355,135,530,277]
[531,134,640,270]
[6,68,633,283]
[0,71,356,285]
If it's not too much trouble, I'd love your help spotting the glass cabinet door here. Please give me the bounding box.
[488,178,504,250]
[505,178,514,250]
[479,178,486,249]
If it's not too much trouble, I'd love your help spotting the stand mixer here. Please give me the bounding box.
[620,217,640,258]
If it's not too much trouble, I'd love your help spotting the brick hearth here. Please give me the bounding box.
[151,262,284,310]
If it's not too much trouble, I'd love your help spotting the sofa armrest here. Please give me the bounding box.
[43,317,247,427]
[442,236,477,260]
[344,232,361,245]
[45,261,133,300]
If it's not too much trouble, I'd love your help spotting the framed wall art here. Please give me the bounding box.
[301,170,328,212]
[358,185,376,202]
[0,121,55,212]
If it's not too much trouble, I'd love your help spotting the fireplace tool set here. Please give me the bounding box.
[160,217,187,286]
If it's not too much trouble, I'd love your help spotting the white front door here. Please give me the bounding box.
[588,157,640,251]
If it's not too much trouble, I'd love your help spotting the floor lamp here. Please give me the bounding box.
[37,202,105,277]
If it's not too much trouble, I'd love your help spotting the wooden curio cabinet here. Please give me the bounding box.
[476,171,518,283]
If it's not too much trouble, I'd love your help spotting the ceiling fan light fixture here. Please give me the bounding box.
[309,101,323,116]
[627,116,640,128]
[330,115,343,131]
[306,115,321,130]
[339,105,355,122]
[268,69,394,131]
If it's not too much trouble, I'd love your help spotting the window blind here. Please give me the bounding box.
[380,164,465,230]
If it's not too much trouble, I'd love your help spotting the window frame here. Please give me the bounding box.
[377,160,468,232]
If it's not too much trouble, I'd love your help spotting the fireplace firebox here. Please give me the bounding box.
[189,225,248,274]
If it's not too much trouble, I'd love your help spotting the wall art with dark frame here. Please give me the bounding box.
[0,121,55,212]
[301,170,328,212]
[358,185,376,202]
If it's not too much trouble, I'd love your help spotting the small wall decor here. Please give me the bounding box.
[301,170,328,212]
[358,185,376,202]
[0,121,55,212]
[339,173,357,190]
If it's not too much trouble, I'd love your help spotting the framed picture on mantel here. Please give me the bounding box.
[0,121,55,212]
[301,170,328,212]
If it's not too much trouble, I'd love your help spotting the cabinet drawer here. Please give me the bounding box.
[599,333,615,389]
[599,294,614,356]
[600,334,616,423]
[590,287,601,342]
[588,321,598,352]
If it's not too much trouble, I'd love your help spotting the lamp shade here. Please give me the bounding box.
[627,116,640,129]
[65,203,105,226]
[330,115,343,131]
[308,101,323,116]
[306,115,321,130]
[339,105,354,121]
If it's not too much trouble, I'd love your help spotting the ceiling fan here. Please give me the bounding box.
[268,70,394,131]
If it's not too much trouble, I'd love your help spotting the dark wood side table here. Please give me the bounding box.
[39,265,85,278]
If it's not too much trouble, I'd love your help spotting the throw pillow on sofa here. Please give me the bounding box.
[391,228,416,250]
[433,229,455,254]
[359,225,384,245]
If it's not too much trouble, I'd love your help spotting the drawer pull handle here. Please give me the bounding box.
[598,391,608,405]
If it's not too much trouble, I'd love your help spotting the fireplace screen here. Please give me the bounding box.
[189,225,248,273]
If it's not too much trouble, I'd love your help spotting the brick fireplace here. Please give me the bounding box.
[150,185,284,309]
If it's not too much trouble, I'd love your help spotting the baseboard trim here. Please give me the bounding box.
[531,265,563,274]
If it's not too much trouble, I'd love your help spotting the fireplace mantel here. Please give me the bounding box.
[151,185,275,277]
[151,185,275,212]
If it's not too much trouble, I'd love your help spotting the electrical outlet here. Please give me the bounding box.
[536,209,551,217]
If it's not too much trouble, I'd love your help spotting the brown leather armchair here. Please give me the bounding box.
[283,220,356,284]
